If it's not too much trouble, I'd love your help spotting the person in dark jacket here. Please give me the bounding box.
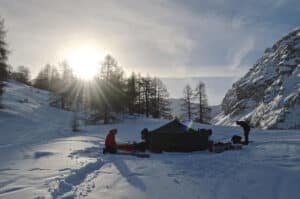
[141,128,149,145]
[103,129,118,154]
[236,121,250,145]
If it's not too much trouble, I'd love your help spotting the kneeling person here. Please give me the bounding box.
[103,129,118,154]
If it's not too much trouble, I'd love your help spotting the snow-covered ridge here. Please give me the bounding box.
[216,27,300,129]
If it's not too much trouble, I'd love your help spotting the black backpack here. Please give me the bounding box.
[231,135,242,144]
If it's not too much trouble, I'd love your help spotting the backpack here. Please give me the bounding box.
[231,135,242,144]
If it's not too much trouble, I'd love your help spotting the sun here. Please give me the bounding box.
[66,45,105,80]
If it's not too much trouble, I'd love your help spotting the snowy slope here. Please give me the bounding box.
[1,81,300,199]
[0,80,74,149]
[210,105,222,120]
[216,27,300,129]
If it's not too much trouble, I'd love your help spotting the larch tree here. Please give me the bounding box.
[141,76,151,117]
[60,61,75,110]
[150,78,171,118]
[136,73,143,114]
[194,81,211,123]
[99,55,125,123]
[126,72,137,115]
[181,84,194,120]
[33,64,54,90]
[0,17,8,107]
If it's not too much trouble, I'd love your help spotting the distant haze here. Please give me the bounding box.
[161,76,238,105]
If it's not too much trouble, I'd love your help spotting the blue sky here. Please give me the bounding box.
[0,0,299,104]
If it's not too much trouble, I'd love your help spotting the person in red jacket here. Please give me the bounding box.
[103,129,118,154]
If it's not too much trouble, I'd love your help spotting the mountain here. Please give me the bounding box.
[215,27,300,129]
[210,104,222,120]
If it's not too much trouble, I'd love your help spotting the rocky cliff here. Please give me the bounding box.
[215,27,300,129]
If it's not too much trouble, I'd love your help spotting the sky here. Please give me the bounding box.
[0,0,299,104]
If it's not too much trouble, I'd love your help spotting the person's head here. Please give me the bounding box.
[110,128,117,135]
[141,128,149,140]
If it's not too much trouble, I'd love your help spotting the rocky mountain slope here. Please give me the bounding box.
[215,27,300,129]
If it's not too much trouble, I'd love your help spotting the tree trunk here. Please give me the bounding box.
[104,104,109,124]
[145,91,149,117]
[199,95,202,123]
[188,98,191,120]
[61,96,65,110]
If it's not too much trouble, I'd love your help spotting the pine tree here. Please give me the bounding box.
[194,81,211,124]
[0,17,8,107]
[182,84,194,120]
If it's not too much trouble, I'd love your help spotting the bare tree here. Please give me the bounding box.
[59,61,75,110]
[126,72,137,115]
[151,78,171,118]
[99,55,125,123]
[181,84,194,120]
[194,81,211,123]
[0,17,8,107]
[142,76,151,118]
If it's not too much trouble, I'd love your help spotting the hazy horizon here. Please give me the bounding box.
[161,76,238,105]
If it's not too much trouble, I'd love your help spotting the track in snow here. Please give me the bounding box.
[50,158,105,199]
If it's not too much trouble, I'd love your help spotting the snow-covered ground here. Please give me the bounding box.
[1,81,300,199]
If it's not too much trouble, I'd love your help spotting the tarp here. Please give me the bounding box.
[149,119,190,134]
[146,119,212,152]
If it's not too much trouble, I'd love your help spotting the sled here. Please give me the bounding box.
[116,143,146,152]
[209,142,243,153]
[103,147,150,158]
[231,143,243,150]
[105,151,150,158]
[114,152,150,158]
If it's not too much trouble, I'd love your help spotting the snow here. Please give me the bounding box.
[216,27,300,129]
[1,81,300,199]
[0,81,74,149]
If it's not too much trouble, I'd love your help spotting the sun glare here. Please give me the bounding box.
[66,45,105,80]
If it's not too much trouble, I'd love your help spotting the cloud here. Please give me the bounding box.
[0,0,299,79]
[271,0,287,8]
[228,37,255,70]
